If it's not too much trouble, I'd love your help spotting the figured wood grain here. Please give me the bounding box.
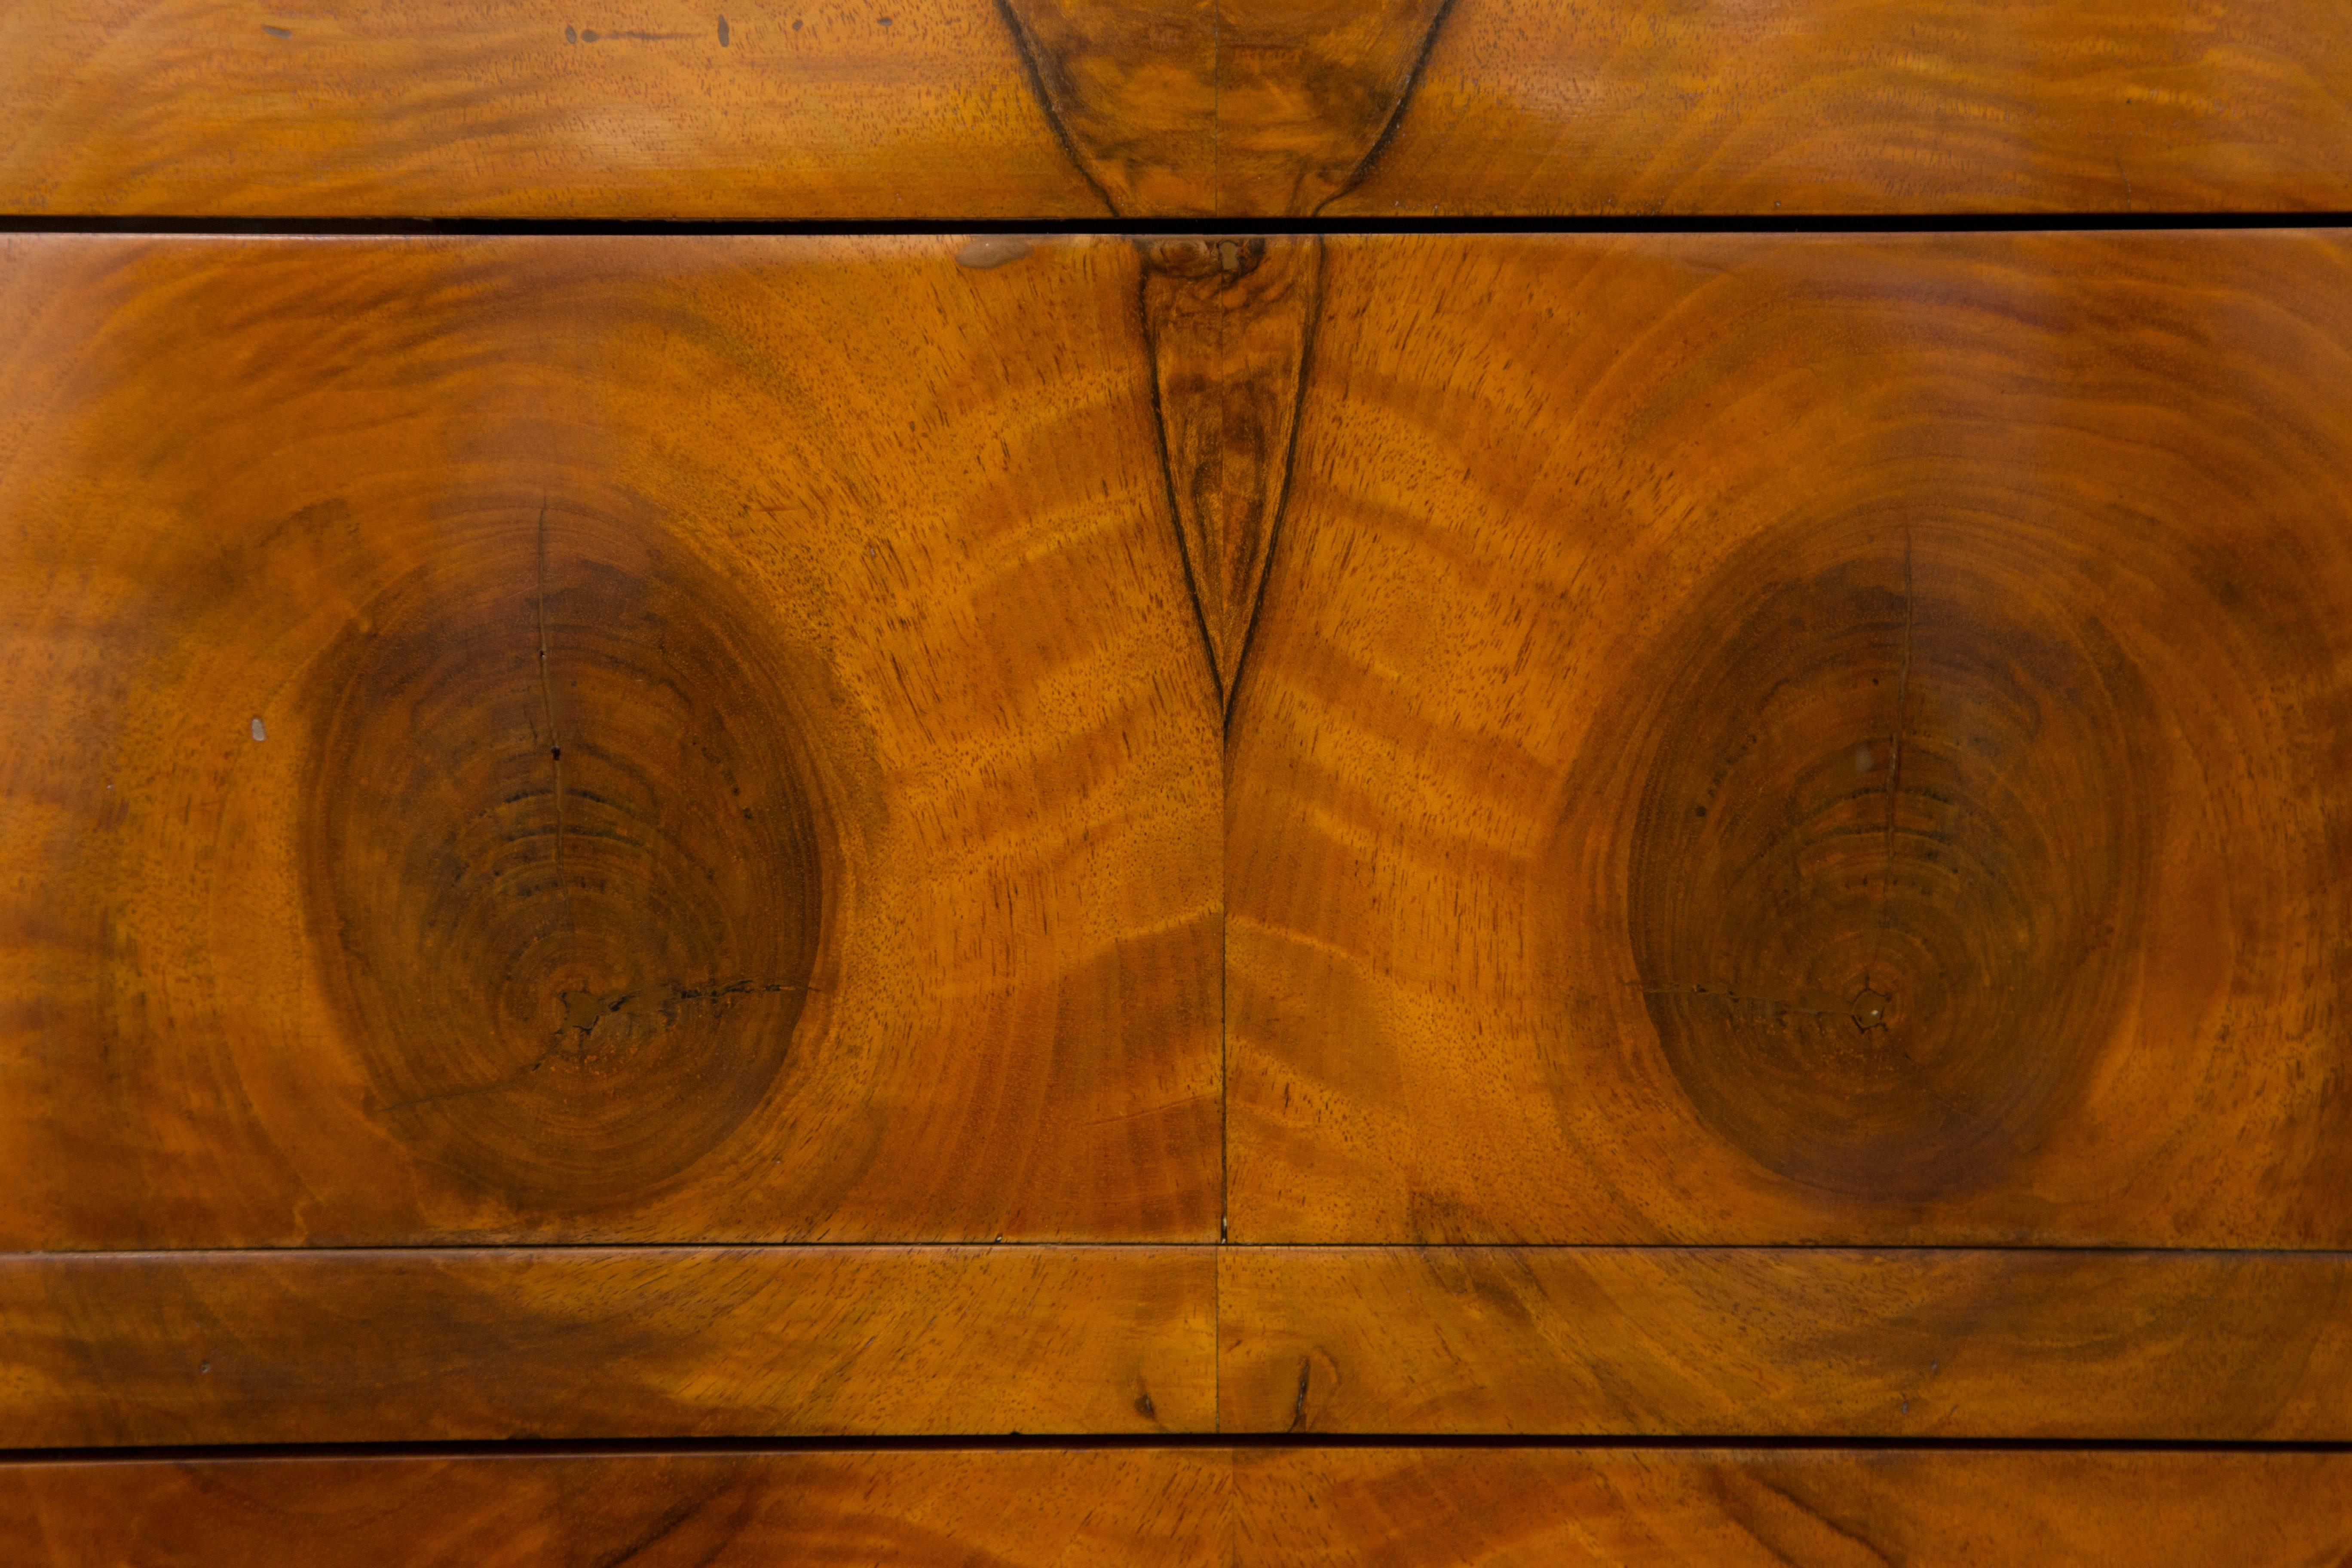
[7,1449,2348,1564]
[0,1246,1213,1446]
[1323,0,2352,216]
[1208,0,1449,215]
[995,0,1217,216]
[1234,1448,2352,1565]
[1226,230,2352,1246]
[5,1,2347,215]
[1140,233,1320,706]
[1218,1246,2352,1438]
[0,1450,1231,1565]
[0,232,1220,1246]
[0,0,1118,218]
[1002,0,1443,215]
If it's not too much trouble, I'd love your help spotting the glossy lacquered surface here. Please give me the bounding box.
[6,1449,2352,1564]
[5,231,2352,1558]
[0,1247,1213,1446]
[0,233,1220,1249]
[0,1451,1234,1566]
[2,1,2345,215]
[12,1244,2347,1445]
[1228,230,2352,1250]
[1219,1247,2352,1438]
[1230,1448,2352,1565]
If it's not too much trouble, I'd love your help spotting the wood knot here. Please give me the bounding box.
[1138,235,1265,281]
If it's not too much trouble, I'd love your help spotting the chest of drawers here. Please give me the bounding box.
[4,3,2351,1561]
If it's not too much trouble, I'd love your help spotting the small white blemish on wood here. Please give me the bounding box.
[250,717,267,742]
[955,235,1035,270]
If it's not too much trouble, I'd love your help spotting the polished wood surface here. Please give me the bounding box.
[996,0,1217,216]
[1332,0,2352,216]
[1228,230,2352,1246]
[0,1450,1231,1565]
[1219,1246,2352,1437]
[0,1247,1213,1445]
[0,232,1220,1246]
[6,2,2346,215]
[1007,0,1443,215]
[0,1,1112,218]
[6,211,2352,1558]
[1139,233,1319,705]
[24,1241,2352,1443]
[8,1448,2350,1563]
[1234,1448,2352,1565]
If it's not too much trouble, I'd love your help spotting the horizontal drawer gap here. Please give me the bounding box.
[14,1436,2352,1464]
[1,212,2348,240]
[7,1243,2350,1257]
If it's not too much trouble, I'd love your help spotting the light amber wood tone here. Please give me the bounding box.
[0,232,1220,1246]
[1234,1448,2352,1565]
[5,1,2347,215]
[0,1246,1213,1445]
[0,1450,1231,1565]
[0,1,1118,218]
[1227,230,2352,1246]
[1327,0,2352,215]
[1218,1246,2352,1438]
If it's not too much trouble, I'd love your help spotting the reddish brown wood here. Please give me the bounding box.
[0,1,1119,218]
[1234,1448,2352,1565]
[996,0,1219,215]
[1,171,2349,1558]
[1227,230,2352,1247]
[1218,1246,2352,1438]
[1333,0,2352,216]
[0,1450,1231,1565]
[1140,233,1320,706]
[0,232,1221,1248]
[7,1447,2350,1562]
[4,1,2345,215]
[0,1246,1215,1446]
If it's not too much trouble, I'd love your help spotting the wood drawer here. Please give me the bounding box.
[1224,230,2352,1252]
[5,4,2351,1541]
[2,1,2345,217]
[4,229,2350,1458]
[0,234,1222,1253]
[6,1449,2352,1563]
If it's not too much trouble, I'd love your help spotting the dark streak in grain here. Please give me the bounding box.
[1223,235,1320,731]
[1137,253,1228,708]
[990,0,1120,217]
[1314,0,1461,214]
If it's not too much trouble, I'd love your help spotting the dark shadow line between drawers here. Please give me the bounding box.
[6,1242,2352,1256]
[2,212,2349,239]
[7,1435,2352,1464]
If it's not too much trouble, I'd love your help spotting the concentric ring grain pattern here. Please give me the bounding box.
[1226,230,2352,1246]
[0,232,1222,1247]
